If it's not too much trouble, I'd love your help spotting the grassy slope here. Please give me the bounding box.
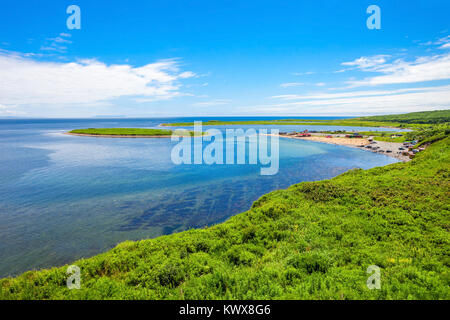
[69,128,203,136]
[1,136,449,300]
[357,110,450,124]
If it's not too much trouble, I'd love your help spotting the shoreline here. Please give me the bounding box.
[65,132,182,138]
[66,131,411,161]
[273,134,411,162]
[160,123,406,130]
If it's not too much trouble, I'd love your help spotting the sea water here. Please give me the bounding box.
[0,118,402,276]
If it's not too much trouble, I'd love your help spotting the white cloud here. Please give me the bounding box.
[40,33,73,53]
[280,82,304,88]
[270,87,443,101]
[271,37,450,115]
[341,54,391,72]
[178,71,196,78]
[436,35,450,49]
[0,103,20,115]
[0,53,196,108]
[338,35,450,87]
[40,45,68,53]
[292,71,315,76]
[345,53,450,87]
[260,85,450,115]
[414,35,450,49]
[48,36,72,44]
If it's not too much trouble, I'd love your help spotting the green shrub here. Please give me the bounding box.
[157,262,185,288]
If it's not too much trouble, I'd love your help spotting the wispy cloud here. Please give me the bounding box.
[346,53,450,87]
[280,82,304,88]
[0,103,20,115]
[273,35,450,115]
[263,85,450,114]
[270,86,449,101]
[47,36,72,44]
[292,71,315,76]
[340,54,391,72]
[414,35,450,49]
[436,35,450,49]
[336,34,450,87]
[40,45,68,53]
[40,33,73,53]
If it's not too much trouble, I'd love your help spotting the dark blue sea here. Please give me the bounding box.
[0,117,402,277]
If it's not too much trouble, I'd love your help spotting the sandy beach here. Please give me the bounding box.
[294,136,369,147]
[275,134,411,162]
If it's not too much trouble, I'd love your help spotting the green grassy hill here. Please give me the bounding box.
[357,110,450,124]
[161,109,450,128]
[161,119,402,127]
[1,128,449,300]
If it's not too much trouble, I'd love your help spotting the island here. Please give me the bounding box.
[66,128,204,138]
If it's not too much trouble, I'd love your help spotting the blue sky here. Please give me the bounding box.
[0,0,449,117]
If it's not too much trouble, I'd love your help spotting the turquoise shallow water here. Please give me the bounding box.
[0,118,401,277]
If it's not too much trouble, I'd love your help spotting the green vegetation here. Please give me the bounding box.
[403,123,450,147]
[357,110,450,125]
[314,120,449,143]
[69,128,203,137]
[372,136,407,143]
[334,131,408,143]
[1,127,449,300]
[162,110,450,129]
[365,132,408,143]
[161,119,402,128]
